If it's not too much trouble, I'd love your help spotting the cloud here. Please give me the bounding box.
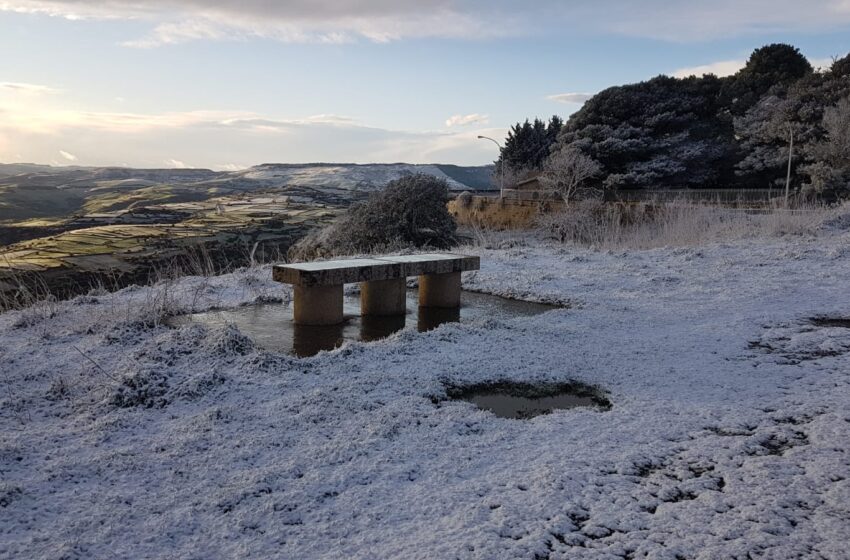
[445,113,489,127]
[546,93,593,104]
[58,149,77,161]
[214,163,246,171]
[0,101,506,167]
[1,82,59,95]
[809,57,836,70]
[671,55,838,78]
[4,1,850,45]
[0,0,519,46]
[671,60,746,78]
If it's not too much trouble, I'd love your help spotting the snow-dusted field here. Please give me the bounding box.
[2,225,849,559]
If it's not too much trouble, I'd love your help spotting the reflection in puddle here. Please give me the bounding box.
[810,316,850,328]
[445,381,611,419]
[417,306,460,332]
[170,290,559,357]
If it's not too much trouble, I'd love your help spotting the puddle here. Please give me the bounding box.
[169,290,558,357]
[445,381,611,419]
[810,316,850,328]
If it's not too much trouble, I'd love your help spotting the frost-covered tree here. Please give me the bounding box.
[801,98,850,198]
[735,56,850,194]
[553,74,736,190]
[540,146,603,201]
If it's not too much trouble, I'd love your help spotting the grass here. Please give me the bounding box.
[535,200,843,250]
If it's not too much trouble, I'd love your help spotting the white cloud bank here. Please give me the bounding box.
[0,103,505,167]
[3,0,850,45]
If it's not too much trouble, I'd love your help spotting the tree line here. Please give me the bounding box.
[497,44,850,201]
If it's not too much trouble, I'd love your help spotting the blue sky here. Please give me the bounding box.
[1,1,849,169]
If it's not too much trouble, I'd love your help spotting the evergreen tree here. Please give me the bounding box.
[497,116,563,173]
[554,74,737,190]
[721,43,813,115]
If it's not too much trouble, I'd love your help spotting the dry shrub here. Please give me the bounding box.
[457,191,473,209]
[537,199,838,249]
[289,174,457,260]
[473,197,490,211]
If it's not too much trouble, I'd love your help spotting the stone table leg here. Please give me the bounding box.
[294,284,343,325]
[361,278,407,316]
[418,271,461,308]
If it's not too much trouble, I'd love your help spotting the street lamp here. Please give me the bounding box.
[478,135,504,198]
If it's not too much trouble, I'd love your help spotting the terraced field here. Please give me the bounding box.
[0,162,491,302]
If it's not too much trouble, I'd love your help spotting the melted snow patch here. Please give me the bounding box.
[444,381,610,419]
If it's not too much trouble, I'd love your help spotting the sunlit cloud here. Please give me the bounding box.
[0,81,60,95]
[0,101,503,167]
[671,60,747,78]
[546,93,593,104]
[672,55,838,78]
[445,113,489,127]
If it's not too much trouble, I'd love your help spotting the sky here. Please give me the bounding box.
[1,1,849,170]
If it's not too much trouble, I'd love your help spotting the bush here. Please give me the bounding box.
[290,174,457,259]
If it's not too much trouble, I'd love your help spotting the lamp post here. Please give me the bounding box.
[477,135,504,198]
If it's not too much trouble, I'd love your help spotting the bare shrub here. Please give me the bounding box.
[540,146,603,202]
[289,174,457,259]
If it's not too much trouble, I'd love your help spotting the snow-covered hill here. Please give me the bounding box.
[239,163,493,192]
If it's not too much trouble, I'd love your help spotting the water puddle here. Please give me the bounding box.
[170,290,558,357]
[445,381,611,419]
[810,316,850,328]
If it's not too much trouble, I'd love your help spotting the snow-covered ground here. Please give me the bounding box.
[1,225,849,559]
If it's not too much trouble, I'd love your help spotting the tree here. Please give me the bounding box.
[722,43,813,115]
[801,97,850,198]
[540,146,603,201]
[734,55,850,191]
[497,116,563,173]
[830,53,850,78]
[554,74,736,190]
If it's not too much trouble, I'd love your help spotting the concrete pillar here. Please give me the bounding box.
[293,284,343,325]
[418,271,461,308]
[361,278,407,316]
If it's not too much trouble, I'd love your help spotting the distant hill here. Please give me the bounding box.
[238,163,494,192]
[0,162,494,224]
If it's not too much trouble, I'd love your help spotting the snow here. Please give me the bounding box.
[240,163,474,191]
[1,227,849,559]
